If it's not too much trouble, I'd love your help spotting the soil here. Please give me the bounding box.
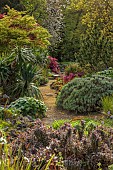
[40,80,103,125]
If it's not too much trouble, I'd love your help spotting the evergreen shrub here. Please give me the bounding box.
[97,67,113,79]
[56,75,113,113]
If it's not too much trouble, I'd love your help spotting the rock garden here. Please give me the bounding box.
[0,1,113,170]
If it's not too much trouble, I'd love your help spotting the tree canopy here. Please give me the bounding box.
[0,6,50,54]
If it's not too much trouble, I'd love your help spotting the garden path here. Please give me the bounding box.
[40,80,102,125]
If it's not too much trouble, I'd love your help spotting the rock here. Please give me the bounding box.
[53,74,60,78]
[46,93,53,96]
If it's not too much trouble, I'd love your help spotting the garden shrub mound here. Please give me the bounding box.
[57,75,113,113]
[8,119,113,170]
[97,67,113,79]
[65,63,86,76]
[9,97,47,118]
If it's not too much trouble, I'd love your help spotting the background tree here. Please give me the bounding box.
[57,0,84,61]
[0,0,47,24]
[20,0,47,24]
[47,0,113,65]
[0,7,50,99]
[46,0,84,61]
[0,0,25,12]
[76,0,113,70]
[0,6,50,54]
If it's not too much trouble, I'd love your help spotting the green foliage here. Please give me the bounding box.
[0,0,47,24]
[21,0,47,23]
[0,62,41,100]
[0,7,50,100]
[57,75,113,113]
[97,67,113,79]
[77,27,113,69]
[50,78,63,92]
[109,164,113,170]
[9,97,47,118]
[0,7,50,54]
[9,47,37,66]
[84,117,113,128]
[36,75,48,85]
[103,119,113,127]
[13,63,42,99]
[0,59,9,87]
[52,117,113,131]
[58,1,83,61]
[65,63,86,75]
[52,118,101,131]
[0,142,32,170]
[76,0,113,69]
[49,0,83,61]
[0,0,25,13]
[0,47,49,100]
[52,119,70,129]
[0,106,17,120]
[101,95,113,116]
[48,0,113,64]
[0,120,11,130]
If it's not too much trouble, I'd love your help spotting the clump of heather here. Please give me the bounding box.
[8,119,113,170]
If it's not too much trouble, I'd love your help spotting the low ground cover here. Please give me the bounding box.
[1,118,113,170]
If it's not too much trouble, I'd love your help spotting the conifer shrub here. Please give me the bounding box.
[97,67,113,79]
[56,75,113,113]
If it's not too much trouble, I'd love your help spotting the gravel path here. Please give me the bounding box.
[40,80,102,125]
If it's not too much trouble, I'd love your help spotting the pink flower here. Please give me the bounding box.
[48,56,60,73]
[0,14,4,19]
[63,73,76,83]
